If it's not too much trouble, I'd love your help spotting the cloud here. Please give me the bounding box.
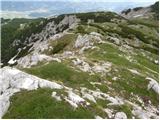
[0,8,49,19]
[0,11,31,19]
[29,8,49,13]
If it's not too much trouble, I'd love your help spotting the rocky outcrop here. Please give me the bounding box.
[72,58,112,75]
[17,53,54,68]
[8,15,79,67]
[64,90,88,108]
[121,7,153,19]
[1,5,159,118]
[114,112,127,119]
[146,77,159,94]
[120,2,158,20]
[0,67,63,118]
[75,32,104,54]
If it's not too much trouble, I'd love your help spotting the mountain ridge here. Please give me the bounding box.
[0,2,159,119]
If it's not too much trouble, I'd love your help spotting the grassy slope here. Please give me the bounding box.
[86,43,158,106]
[3,88,95,119]
[44,34,78,55]
[24,62,99,90]
[3,11,159,118]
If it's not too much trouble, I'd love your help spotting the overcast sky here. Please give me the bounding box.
[1,0,158,2]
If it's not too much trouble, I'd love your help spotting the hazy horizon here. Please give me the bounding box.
[1,0,158,19]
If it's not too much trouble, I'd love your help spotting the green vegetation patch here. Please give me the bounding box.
[134,54,159,73]
[108,104,133,118]
[1,18,45,66]
[86,43,132,67]
[119,24,158,49]
[74,11,123,23]
[129,18,158,29]
[95,84,108,93]
[45,34,77,55]
[151,1,159,20]
[24,62,100,89]
[111,68,159,106]
[3,88,94,119]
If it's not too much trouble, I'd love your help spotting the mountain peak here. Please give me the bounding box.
[121,1,159,20]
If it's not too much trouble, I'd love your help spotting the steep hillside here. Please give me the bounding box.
[121,1,159,20]
[1,15,69,66]
[0,2,159,119]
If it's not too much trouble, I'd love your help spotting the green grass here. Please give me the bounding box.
[128,18,159,28]
[110,68,159,106]
[88,22,158,54]
[128,24,158,39]
[95,84,108,93]
[3,88,94,119]
[87,102,108,118]
[86,43,132,67]
[74,24,106,35]
[96,99,111,108]
[75,25,90,34]
[45,34,77,55]
[24,62,100,89]
[134,54,158,73]
[108,104,132,118]
[85,43,158,106]
[74,11,123,23]
[119,24,158,49]
[86,42,158,78]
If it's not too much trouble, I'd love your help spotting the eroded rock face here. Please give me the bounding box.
[0,66,159,119]
[75,34,93,48]
[65,90,87,108]
[1,67,63,91]
[114,112,127,119]
[17,53,54,68]
[72,57,112,75]
[72,58,92,73]
[131,105,158,119]
[92,62,112,75]
[121,7,152,19]
[0,96,10,119]
[108,36,120,45]
[15,33,65,68]
[8,15,80,68]
[95,115,103,119]
[126,100,159,119]
[74,32,104,54]
[0,67,63,118]
[51,92,62,101]
[146,77,159,94]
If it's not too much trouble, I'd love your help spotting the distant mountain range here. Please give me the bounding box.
[1,1,156,19]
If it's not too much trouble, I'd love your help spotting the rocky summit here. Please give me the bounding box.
[0,1,159,119]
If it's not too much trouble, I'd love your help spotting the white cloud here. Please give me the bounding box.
[0,11,31,19]
[29,8,49,13]
[0,8,49,19]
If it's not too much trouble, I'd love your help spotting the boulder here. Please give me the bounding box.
[0,67,63,118]
[115,112,127,119]
[146,77,159,94]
